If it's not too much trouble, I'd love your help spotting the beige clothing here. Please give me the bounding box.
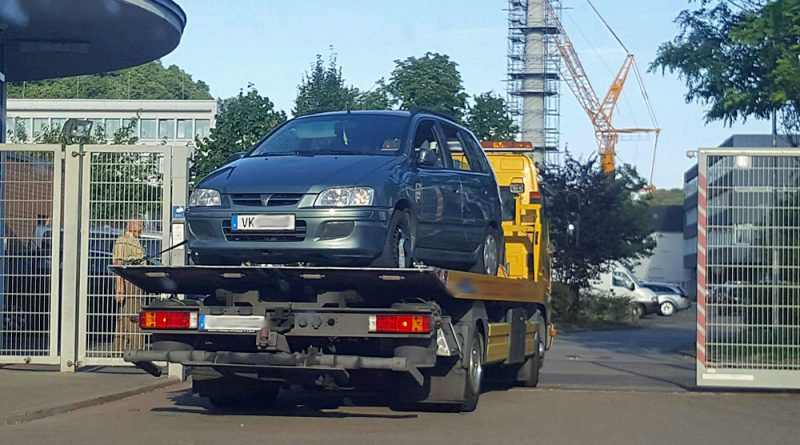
[112,231,146,351]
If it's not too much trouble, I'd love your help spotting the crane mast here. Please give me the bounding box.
[545,0,659,174]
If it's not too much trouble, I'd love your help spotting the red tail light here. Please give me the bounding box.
[369,314,431,334]
[139,311,198,330]
[529,191,542,203]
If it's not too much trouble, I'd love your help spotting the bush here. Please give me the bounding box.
[552,287,638,327]
[550,282,576,320]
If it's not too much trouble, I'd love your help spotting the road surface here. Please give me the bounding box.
[3,307,798,445]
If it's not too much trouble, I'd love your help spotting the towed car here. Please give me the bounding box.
[186,111,505,274]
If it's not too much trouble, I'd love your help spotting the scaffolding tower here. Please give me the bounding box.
[507,0,561,165]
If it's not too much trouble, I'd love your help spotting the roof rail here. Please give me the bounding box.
[409,107,460,124]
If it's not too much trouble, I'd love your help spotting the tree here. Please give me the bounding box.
[386,52,468,118]
[355,80,393,111]
[646,188,685,206]
[541,154,655,312]
[193,88,286,180]
[465,92,518,140]
[651,0,800,138]
[8,61,212,100]
[294,54,360,116]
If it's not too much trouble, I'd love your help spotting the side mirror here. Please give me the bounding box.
[229,151,246,162]
[417,148,438,167]
[628,282,636,291]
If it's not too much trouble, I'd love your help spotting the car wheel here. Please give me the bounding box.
[461,329,484,412]
[632,303,645,319]
[660,301,676,317]
[470,228,500,275]
[371,209,413,268]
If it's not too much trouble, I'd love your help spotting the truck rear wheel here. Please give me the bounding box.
[516,331,542,388]
[460,329,484,412]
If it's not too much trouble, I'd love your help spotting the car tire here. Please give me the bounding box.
[660,301,676,317]
[371,209,413,268]
[461,329,484,412]
[470,227,501,275]
[632,303,645,319]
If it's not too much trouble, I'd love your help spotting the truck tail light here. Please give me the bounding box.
[529,191,542,204]
[368,314,431,334]
[139,311,198,330]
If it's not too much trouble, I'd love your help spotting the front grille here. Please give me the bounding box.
[230,193,303,207]
[222,219,307,242]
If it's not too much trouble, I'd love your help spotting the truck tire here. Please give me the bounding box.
[460,329,484,412]
[371,209,413,268]
[470,228,501,275]
[516,331,542,387]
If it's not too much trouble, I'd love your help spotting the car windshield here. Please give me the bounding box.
[250,114,408,157]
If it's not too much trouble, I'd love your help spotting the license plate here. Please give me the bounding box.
[231,214,295,231]
[199,314,265,332]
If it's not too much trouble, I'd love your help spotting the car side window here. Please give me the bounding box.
[439,123,473,171]
[612,271,631,288]
[413,120,448,169]
[460,131,490,174]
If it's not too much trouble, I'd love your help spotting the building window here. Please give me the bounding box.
[5,117,14,135]
[16,117,32,139]
[32,118,49,136]
[158,119,175,140]
[122,118,138,138]
[104,119,121,138]
[50,118,66,132]
[195,119,210,139]
[140,119,157,139]
[684,237,697,255]
[685,208,698,226]
[177,119,193,139]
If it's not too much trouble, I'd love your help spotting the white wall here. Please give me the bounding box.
[633,232,685,286]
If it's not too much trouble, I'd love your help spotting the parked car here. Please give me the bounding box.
[186,111,505,274]
[641,282,692,316]
[589,262,660,318]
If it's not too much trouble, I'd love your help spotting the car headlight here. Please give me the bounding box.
[189,188,222,207]
[315,187,374,207]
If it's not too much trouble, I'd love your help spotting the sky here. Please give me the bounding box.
[162,0,773,189]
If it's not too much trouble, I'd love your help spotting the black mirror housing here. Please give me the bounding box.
[230,152,247,162]
[417,148,438,167]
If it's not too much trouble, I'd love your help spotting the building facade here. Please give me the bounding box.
[6,99,216,145]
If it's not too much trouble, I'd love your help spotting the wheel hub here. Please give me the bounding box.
[484,234,498,274]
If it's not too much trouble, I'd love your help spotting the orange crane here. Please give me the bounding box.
[546,0,660,177]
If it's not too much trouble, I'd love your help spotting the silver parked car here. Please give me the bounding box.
[641,282,691,316]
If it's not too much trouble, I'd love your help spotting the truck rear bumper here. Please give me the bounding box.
[124,349,429,386]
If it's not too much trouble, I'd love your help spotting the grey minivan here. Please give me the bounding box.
[186,111,504,274]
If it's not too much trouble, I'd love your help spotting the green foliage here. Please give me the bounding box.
[8,61,212,100]
[193,89,287,181]
[355,80,393,111]
[541,154,656,300]
[387,52,468,118]
[651,0,800,136]
[465,92,518,140]
[294,54,360,115]
[645,188,684,206]
[550,282,577,320]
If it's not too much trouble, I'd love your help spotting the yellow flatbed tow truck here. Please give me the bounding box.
[113,141,554,413]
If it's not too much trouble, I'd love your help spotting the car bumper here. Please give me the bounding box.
[185,207,392,265]
[642,300,660,314]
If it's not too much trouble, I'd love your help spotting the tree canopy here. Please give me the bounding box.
[542,155,655,302]
[465,92,518,140]
[645,188,685,206]
[652,0,800,135]
[386,52,468,118]
[193,89,286,181]
[294,54,360,115]
[8,61,212,100]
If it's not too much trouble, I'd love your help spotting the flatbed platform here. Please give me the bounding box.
[110,265,548,304]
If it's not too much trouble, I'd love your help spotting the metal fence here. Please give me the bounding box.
[0,143,187,370]
[0,146,62,364]
[697,149,800,388]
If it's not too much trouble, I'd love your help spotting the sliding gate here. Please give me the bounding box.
[697,148,800,388]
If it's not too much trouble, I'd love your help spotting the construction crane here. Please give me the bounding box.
[546,0,660,178]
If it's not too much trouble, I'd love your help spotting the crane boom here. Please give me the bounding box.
[544,0,659,174]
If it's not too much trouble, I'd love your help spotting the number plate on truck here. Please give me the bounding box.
[199,315,266,332]
[231,214,295,231]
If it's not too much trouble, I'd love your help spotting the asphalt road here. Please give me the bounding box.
[3,306,799,445]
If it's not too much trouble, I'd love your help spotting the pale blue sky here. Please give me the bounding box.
[163,0,772,189]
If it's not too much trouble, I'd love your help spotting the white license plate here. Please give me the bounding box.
[199,315,265,332]
[232,214,295,231]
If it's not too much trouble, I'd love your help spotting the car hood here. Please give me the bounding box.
[198,155,401,194]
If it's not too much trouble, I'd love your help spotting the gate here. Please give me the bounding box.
[697,148,800,388]
[0,145,62,364]
[0,143,188,370]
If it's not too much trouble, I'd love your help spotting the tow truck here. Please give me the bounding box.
[114,141,553,412]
